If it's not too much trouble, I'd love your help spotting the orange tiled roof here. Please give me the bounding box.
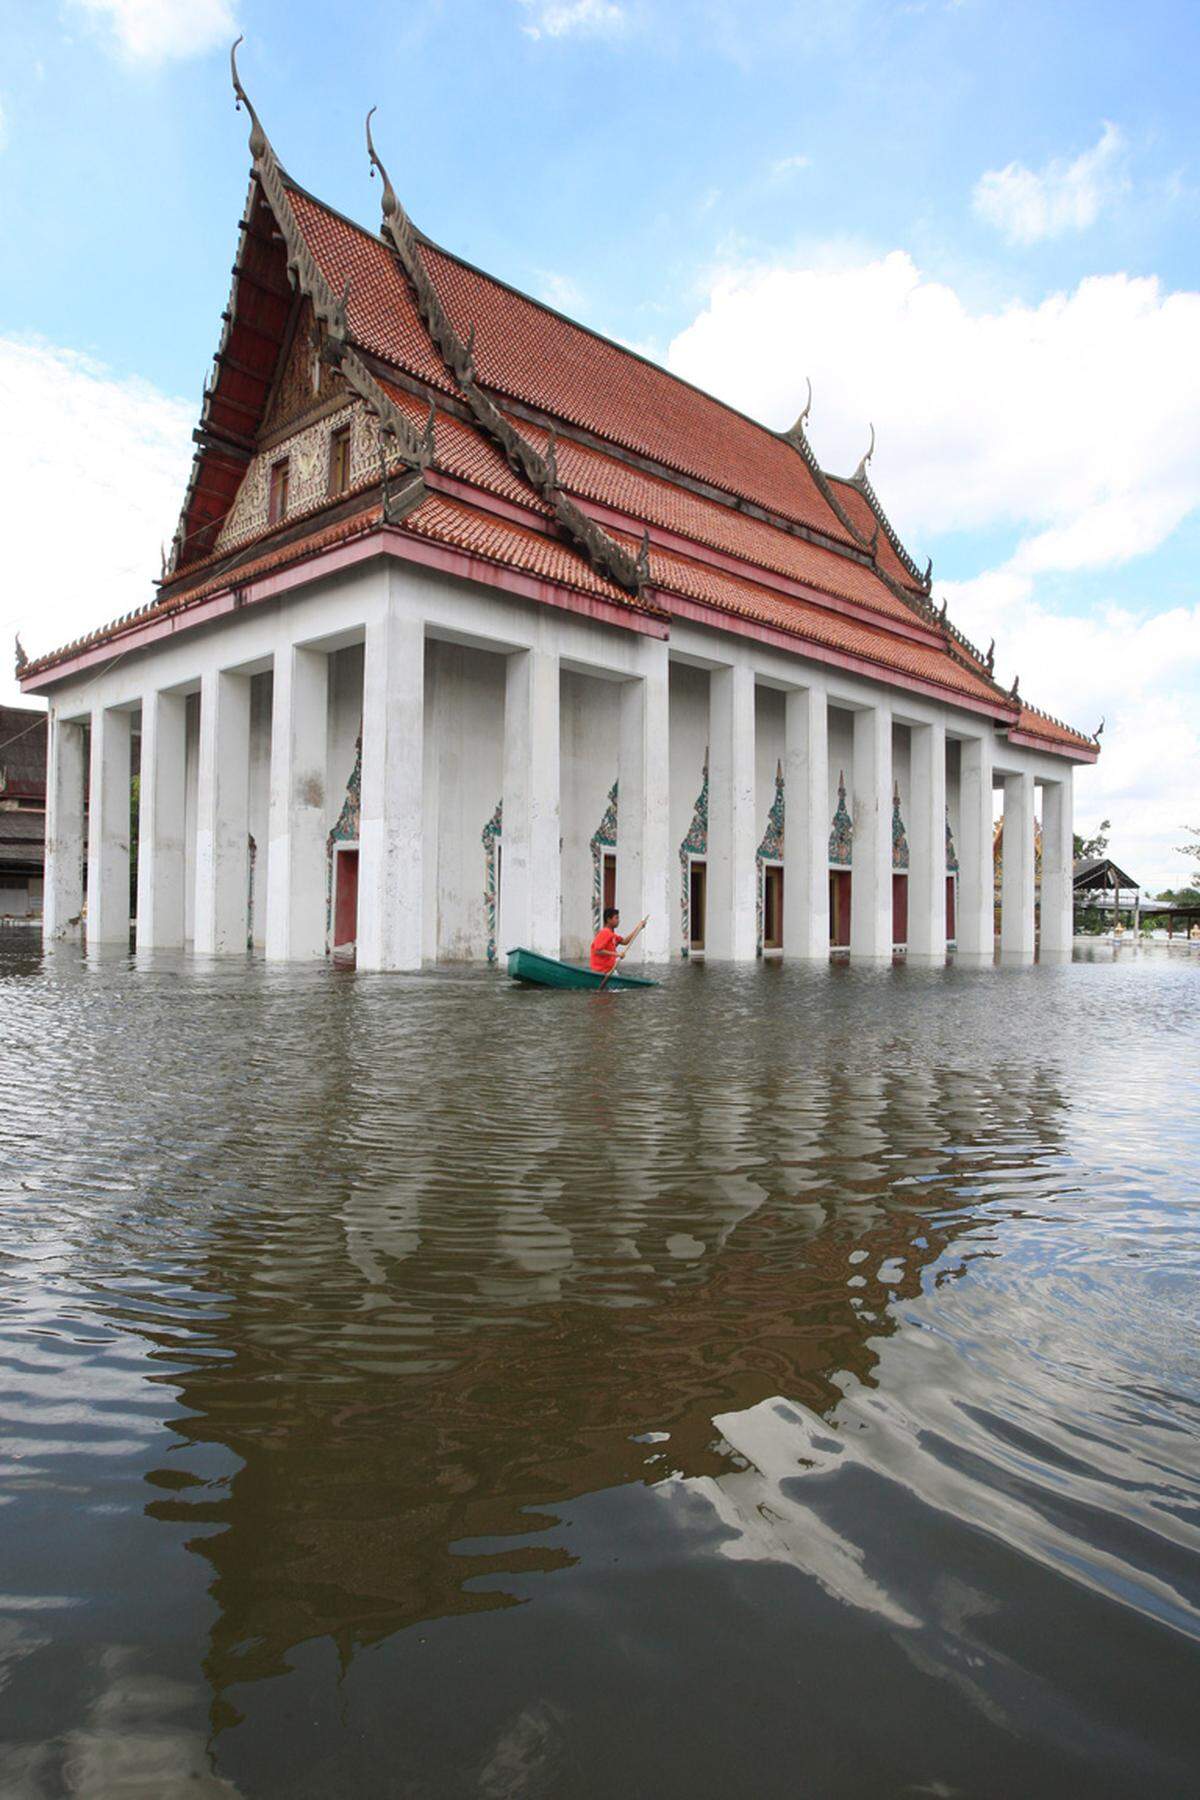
[826,476,923,591]
[640,540,1008,708]
[1013,705,1096,752]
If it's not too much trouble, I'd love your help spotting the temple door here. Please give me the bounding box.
[603,852,617,915]
[892,873,908,947]
[689,861,707,951]
[829,870,851,947]
[334,849,359,952]
[945,875,956,943]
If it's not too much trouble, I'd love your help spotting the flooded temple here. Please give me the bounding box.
[21,49,1097,968]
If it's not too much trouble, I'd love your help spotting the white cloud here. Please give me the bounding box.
[70,0,238,64]
[536,269,586,313]
[771,153,811,177]
[518,0,626,40]
[665,247,1200,890]
[0,337,193,706]
[972,122,1129,246]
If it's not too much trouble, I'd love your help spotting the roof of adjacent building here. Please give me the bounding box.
[0,706,48,800]
[17,56,1099,764]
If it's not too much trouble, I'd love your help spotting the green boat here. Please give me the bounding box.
[506,947,658,991]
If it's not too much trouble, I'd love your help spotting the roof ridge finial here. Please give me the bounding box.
[365,106,401,226]
[230,37,268,163]
[853,422,875,484]
[786,376,812,438]
[14,634,27,675]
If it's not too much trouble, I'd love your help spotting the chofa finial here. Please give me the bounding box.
[230,37,268,163]
[853,422,875,483]
[14,634,27,675]
[788,376,812,437]
[365,106,400,223]
[985,637,995,675]
[1010,674,1021,701]
[1095,715,1105,739]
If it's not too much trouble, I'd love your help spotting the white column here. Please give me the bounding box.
[358,604,425,972]
[1040,775,1074,959]
[499,646,561,959]
[194,669,251,955]
[1001,770,1037,957]
[43,713,86,942]
[907,718,947,960]
[707,662,757,961]
[957,733,994,958]
[86,706,132,947]
[850,701,892,960]
[617,638,671,964]
[266,645,329,962]
[782,685,828,959]
[136,690,187,950]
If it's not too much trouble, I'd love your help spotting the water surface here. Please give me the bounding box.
[1,935,1198,1797]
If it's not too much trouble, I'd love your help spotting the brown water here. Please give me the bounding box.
[0,934,1198,1798]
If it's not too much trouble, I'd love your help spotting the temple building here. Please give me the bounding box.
[21,50,1098,968]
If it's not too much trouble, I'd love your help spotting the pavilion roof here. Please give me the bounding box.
[1074,857,1142,891]
[15,49,1101,764]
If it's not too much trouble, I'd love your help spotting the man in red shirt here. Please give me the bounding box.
[590,907,638,974]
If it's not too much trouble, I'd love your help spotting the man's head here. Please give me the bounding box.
[603,908,620,927]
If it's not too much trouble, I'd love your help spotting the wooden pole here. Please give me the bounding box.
[599,915,648,989]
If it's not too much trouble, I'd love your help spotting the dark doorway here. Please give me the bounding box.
[334,849,359,952]
[829,870,851,948]
[763,865,783,950]
[892,873,908,947]
[946,874,956,943]
[689,860,707,952]
[603,852,617,916]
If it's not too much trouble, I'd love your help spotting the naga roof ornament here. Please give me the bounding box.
[853,422,875,485]
[365,106,644,597]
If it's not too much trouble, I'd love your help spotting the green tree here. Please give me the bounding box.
[1179,826,1200,880]
[1073,818,1110,860]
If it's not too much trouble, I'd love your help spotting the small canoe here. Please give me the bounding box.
[506,947,658,991]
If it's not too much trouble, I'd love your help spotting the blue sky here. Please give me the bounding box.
[1,0,1197,888]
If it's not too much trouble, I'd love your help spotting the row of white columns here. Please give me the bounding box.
[42,607,1073,965]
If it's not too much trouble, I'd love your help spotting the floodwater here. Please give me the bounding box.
[0,935,1198,1799]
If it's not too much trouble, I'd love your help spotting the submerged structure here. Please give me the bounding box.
[22,48,1097,966]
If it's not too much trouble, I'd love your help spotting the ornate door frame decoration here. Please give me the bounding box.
[325,734,362,943]
[829,771,854,867]
[481,799,502,962]
[589,780,619,931]
[756,760,785,954]
[679,753,709,957]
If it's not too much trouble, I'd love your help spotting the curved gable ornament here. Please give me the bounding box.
[829,772,853,866]
[891,782,909,871]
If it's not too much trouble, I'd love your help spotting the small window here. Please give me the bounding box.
[328,426,351,496]
[268,458,290,525]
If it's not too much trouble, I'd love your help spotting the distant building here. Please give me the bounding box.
[0,705,47,921]
[19,55,1098,965]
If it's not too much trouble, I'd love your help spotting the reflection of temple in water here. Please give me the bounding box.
[137,1047,1070,1728]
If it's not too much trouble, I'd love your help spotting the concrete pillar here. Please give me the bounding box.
[43,713,86,942]
[136,689,187,950]
[358,605,425,972]
[782,685,828,959]
[499,646,561,959]
[957,734,995,958]
[1040,776,1074,959]
[707,662,757,961]
[194,669,251,955]
[1001,770,1037,957]
[86,705,132,947]
[907,718,947,961]
[617,638,671,963]
[266,644,329,962]
[850,701,892,960]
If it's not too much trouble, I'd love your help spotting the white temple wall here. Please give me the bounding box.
[560,670,622,961]
[827,707,854,823]
[248,672,273,947]
[183,693,200,945]
[424,641,505,961]
[667,663,709,959]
